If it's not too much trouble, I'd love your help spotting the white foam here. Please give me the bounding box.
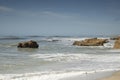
[30,51,120,63]
[90,54,120,63]
[107,49,120,52]
[103,40,115,48]
[0,71,85,80]
[0,69,118,80]
[60,37,87,41]
[58,37,114,48]
[30,53,90,62]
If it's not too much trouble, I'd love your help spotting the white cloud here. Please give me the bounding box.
[17,10,78,20]
[41,11,77,18]
[0,6,13,12]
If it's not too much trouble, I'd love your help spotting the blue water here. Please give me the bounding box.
[0,36,120,80]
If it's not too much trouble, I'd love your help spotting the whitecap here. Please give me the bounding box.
[29,53,90,62]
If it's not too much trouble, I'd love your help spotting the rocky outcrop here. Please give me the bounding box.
[17,40,39,48]
[73,38,108,46]
[114,39,120,49]
[110,36,120,40]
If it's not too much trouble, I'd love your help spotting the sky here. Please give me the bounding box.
[0,0,120,36]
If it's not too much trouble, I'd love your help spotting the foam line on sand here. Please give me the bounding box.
[60,70,116,80]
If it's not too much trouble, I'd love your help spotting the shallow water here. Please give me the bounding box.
[0,36,120,80]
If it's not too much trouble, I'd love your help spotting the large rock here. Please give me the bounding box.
[73,38,108,46]
[114,39,120,49]
[17,40,39,48]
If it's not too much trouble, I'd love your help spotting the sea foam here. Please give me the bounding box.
[0,69,119,80]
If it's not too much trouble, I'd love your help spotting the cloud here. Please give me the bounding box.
[0,6,72,19]
[41,11,69,18]
[0,6,13,12]
[33,11,81,21]
[17,10,79,21]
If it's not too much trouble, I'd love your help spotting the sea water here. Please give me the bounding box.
[0,36,120,80]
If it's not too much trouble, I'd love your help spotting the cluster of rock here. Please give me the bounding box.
[73,38,108,46]
[17,36,120,49]
[72,36,120,49]
[17,40,39,48]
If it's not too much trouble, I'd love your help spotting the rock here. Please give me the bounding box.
[73,38,108,46]
[114,39,120,49]
[110,36,120,40]
[52,40,60,42]
[17,40,39,48]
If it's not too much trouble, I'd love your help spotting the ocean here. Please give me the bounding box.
[0,36,120,80]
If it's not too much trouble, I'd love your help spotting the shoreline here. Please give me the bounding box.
[99,71,120,80]
[60,70,117,80]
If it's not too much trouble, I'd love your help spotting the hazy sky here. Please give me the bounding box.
[0,0,120,36]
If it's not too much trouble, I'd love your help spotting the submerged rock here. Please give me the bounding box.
[17,40,39,48]
[73,38,108,46]
[114,39,120,49]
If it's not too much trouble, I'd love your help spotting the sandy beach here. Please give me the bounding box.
[100,71,120,80]
[60,70,116,80]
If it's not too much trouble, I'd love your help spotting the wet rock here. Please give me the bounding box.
[110,36,120,40]
[114,39,120,49]
[73,38,108,46]
[17,40,39,48]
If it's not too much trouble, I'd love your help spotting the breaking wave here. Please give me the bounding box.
[0,69,117,80]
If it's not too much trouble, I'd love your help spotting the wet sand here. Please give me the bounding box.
[60,70,116,80]
[100,71,120,80]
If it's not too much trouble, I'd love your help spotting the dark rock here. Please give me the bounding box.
[52,40,60,42]
[110,36,120,40]
[17,40,39,48]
